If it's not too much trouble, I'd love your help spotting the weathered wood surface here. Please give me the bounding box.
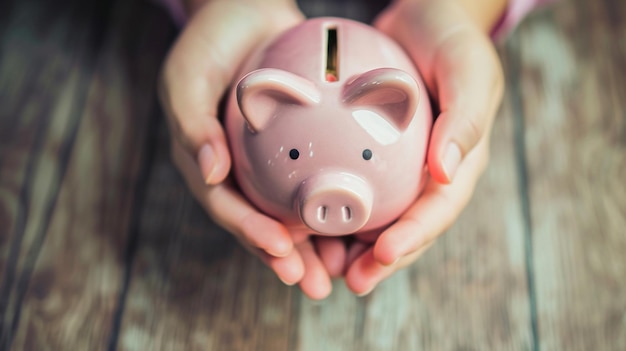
[0,0,172,350]
[508,0,626,349]
[0,0,624,350]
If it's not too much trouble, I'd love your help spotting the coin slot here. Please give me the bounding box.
[325,27,338,82]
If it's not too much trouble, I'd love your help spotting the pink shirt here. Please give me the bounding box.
[157,0,556,39]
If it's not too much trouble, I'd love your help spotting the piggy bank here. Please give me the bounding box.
[225,17,432,236]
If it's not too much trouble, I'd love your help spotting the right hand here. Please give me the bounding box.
[322,0,505,296]
[159,0,334,299]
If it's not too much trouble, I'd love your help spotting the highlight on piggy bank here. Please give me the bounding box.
[225,17,433,236]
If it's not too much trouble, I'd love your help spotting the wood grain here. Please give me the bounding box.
[0,0,115,348]
[509,0,626,349]
[0,0,172,349]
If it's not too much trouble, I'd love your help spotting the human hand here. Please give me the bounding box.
[159,0,333,299]
[336,0,506,295]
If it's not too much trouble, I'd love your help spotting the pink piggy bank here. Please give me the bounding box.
[226,17,432,236]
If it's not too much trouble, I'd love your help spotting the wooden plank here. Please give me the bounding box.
[0,0,172,349]
[511,0,626,349]
[0,1,115,348]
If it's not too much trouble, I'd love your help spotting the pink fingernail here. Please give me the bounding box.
[357,286,375,297]
[198,144,217,184]
[278,276,297,286]
[442,143,462,182]
[265,241,291,257]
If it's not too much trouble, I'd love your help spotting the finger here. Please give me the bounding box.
[373,140,489,266]
[172,140,294,257]
[315,237,347,277]
[345,242,433,296]
[297,240,333,300]
[160,1,303,184]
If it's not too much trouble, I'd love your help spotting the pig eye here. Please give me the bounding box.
[289,148,300,160]
[362,149,373,160]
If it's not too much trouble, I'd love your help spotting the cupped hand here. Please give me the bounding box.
[159,0,333,300]
[339,0,505,295]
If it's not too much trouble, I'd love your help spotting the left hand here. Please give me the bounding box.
[160,0,336,300]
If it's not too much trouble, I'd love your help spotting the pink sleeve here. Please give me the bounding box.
[491,0,557,40]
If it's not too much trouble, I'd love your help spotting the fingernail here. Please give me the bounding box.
[389,257,400,266]
[198,144,217,184]
[357,286,375,297]
[278,276,297,286]
[442,143,462,182]
[265,242,291,257]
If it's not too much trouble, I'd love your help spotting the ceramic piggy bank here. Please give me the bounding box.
[225,17,432,236]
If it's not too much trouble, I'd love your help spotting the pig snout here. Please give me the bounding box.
[297,173,373,235]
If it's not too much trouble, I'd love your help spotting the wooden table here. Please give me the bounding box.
[1,0,624,350]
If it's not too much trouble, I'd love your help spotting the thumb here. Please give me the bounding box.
[427,31,503,183]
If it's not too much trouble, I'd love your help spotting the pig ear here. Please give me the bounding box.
[237,69,321,132]
[342,68,419,133]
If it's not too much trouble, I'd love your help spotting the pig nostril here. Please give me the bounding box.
[342,206,352,222]
[299,173,373,234]
[318,206,328,222]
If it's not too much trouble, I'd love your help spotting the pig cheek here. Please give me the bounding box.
[242,134,301,211]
